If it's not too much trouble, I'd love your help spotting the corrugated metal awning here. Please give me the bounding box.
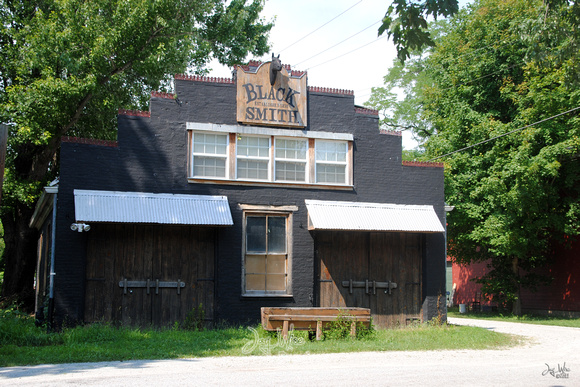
[305,199,444,233]
[74,190,233,226]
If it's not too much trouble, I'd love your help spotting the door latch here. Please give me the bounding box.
[341,279,398,295]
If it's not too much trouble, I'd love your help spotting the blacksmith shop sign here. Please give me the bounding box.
[236,55,307,128]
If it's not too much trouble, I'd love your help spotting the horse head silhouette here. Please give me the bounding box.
[270,53,282,86]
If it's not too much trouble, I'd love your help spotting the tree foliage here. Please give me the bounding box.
[0,0,271,307]
[379,0,459,62]
[370,0,580,313]
[367,20,449,149]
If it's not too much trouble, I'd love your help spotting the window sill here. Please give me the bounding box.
[188,178,354,191]
[241,294,294,298]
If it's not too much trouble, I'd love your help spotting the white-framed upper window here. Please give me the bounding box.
[188,123,353,188]
[236,135,270,181]
[274,138,307,182]
[315,140,348,184]
[191,132,228,178]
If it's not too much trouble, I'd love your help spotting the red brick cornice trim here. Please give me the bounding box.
[236,64,251,72]
[151,91,175,99]
[308,86,354,96]
[235,62,306,78]
[236,60,264,71]
[355,107,378,116]
[61,136,118,147]
[402,160,444,168]
[118,109,151,117]
[174,74,234,84]
[379,129,402,136]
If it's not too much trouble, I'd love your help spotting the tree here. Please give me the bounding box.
[378,0,459,62]
[426,0,579,314]
[370,0,580,314]
[366,20,449,149]
[0,0,271,309]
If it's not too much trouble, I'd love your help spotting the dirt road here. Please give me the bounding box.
[1,317,578,386]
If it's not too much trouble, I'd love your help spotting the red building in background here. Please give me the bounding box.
[448,236,579,317]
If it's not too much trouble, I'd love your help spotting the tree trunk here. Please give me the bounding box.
[511,256,522,316]
[1,135,59,311]
[1,203,39,311]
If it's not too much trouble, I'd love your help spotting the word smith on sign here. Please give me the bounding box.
[236,62,307,128]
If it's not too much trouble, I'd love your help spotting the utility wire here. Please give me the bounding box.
[279,0,363,53]
[427,106,580,162]
[305,34,388,71]
[293,19,382,67]
[440,63,523,91]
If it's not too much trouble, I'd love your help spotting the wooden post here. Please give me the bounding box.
[350,321,356,338]
[282,320,289,341]
[316,320,322,341]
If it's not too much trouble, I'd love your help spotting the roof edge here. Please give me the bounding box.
[30,186,59,229]
[402,160,444,168]
[62,137,118,147]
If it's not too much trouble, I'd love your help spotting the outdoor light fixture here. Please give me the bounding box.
[70,223,91,232]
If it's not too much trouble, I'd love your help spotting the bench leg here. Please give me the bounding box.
[316,320,322,341]
[350,321,356,338]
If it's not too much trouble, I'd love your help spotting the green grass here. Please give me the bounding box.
[448,307,580,328]
[0,308,518,367]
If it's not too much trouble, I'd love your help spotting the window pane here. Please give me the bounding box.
[193,140,204,153]
[316,140,346,162]
[193,133,227,155]
[246,217,266,253]
[315,141,331,161]
[237,160,269,180]
[316,164,346,184]
[266,274,286,291]
[275,139,307,160]
[246,255,266,273]
[246,274,266,291]
[238,136,269,158]
[267,255,286,274]
[193,156,226,178]
[275,161,306,182]
[268,217,286,253]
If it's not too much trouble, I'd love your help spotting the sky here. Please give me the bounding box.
[206,0,470,149]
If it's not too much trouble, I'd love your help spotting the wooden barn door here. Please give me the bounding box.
[317,232,370,310]
[316,231,423,328]
[369,232,423,327]
[84,224,215,327]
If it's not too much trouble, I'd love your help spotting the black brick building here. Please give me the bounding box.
[31,61,446,328]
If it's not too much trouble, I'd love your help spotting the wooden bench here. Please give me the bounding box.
[261,307,371,340]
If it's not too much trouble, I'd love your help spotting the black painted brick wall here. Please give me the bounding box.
[54,78,446,326]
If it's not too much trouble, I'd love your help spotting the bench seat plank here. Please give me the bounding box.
[268,314,370,322]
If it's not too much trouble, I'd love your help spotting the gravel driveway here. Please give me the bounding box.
[1,317,578,386]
